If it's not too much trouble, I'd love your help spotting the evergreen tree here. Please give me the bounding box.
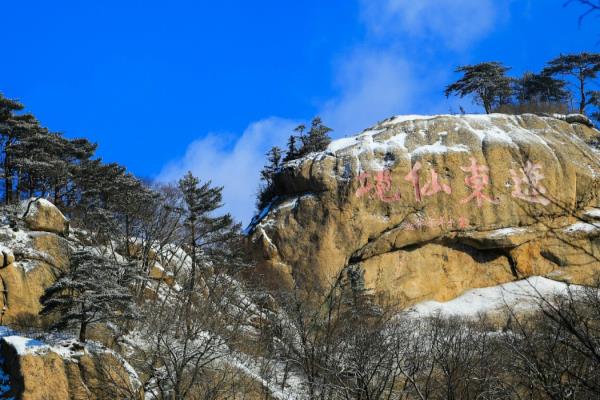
[178,172,237,293]
[542,52,600,114]
[588,90,600,123]
[514,72,570,104]
[0,94,28,204]
[298,117,332,156]
[40,248,137,342]
[260,147,282,187]
[257,147,283,210]
[13,129,70,200]
[445,62,513,114]
[283,135,299,162]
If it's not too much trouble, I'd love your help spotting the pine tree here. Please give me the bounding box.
[514,72,569,104]
[588,90,600,123]
[178,172,237,293]
[0,94,28,204]
[283,135,299,162]
[542,52,600,114]
[302,117,332,154]
[297,117,332,156]
[445,62,513,114]
[40,248,137,342]
[256,147,283,210]
[260,147,282,187]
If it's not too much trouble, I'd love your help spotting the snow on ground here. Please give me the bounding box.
[327,136,359,153]
[411,141,470,156]
[378,114,439,127]
[325,114,562,170]
[485,226,530,239]
[409,277,581,318]
[584,208,600,219]
[563,221,600,234]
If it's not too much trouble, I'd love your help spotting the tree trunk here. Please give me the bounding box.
[4,157,11,205]
[579,69,586,115]
[483,100,491,114]
[79,321,87,342]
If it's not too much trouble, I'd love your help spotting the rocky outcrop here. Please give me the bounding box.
[22,198,69,236]
[246,114,600,306]
[0,332,142,399]
[0,219,70,326]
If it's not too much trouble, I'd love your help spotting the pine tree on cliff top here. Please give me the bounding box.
[513,72,570,105]
[283,134,299,162]
[257,146,283,210]
[0,94,26,204]
[298,117,332,156]
[445,62,512,114]
[542,52,600,115]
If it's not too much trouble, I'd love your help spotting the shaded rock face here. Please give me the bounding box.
[22,198,69,236]
[247,114,600,306]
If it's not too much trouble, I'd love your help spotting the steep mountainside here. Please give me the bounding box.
[247,114,600,306]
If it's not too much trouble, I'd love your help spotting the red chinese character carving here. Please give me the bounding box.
[457,216,470,229]
[460,157,497,207]
[435,215,453,229]
[421,169,452,197]
[405,161,452,201]
[509,161,550,206]
[404,161,422,202]
[355,172,373,198]
[374,170,401,203]
[355,170,401,203]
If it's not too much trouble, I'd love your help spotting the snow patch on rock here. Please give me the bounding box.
[409,276,581,318]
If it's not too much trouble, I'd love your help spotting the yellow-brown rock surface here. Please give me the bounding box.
[246,114,600,306]
[0,335,142,400]
[0,227,70,326]
[22,198,69,236]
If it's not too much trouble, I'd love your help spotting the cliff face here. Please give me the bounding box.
[0,330,142,400]
[247,114,600,306]
[0,199,71,327]
[0,200,146,399]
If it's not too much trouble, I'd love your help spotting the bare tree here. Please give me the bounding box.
[565,0,600,25]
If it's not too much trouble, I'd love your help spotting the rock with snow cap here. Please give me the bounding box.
[246,113,600,306]
[0,330,143,400]
[22,198,69,236]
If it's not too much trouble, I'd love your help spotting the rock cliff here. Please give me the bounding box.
[246,114,600,306]
[0,329,142,399]
[0,199,148,399]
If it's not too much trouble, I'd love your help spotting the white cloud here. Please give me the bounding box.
[157,0,508,224]
[322,48,425,137]
[157,117,297,225]
[360,0,503,51]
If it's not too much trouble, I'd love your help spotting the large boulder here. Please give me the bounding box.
[246,114,600,307]
[0,223,70,326]
[22,199,69,236]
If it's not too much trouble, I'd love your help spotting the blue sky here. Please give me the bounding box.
[1,0,598,224]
